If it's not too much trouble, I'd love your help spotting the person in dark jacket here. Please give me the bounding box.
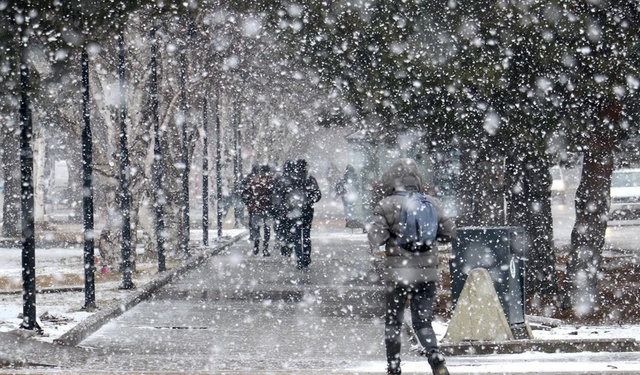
[242,165,274,256]
[272,160,295,256]
[368,158,456,375]
[285,159,321,269]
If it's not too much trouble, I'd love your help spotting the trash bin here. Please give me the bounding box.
[449,226,527,337]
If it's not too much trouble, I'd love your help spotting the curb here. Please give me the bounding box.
[53,232,247,347]
[441,337,640,356]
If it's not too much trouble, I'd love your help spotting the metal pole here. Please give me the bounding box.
[81,48,97,309]
[202,98,209,246]
[150,26,166,272]
[118,29,134,290]
[19,60,40,333]
[215,95,223,238]
[179,47,190,257]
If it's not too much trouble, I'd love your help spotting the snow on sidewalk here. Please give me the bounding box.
[0,229,244,343]
[1,226,639,370]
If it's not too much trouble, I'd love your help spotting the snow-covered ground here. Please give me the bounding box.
[0,229,245,343]
[350,320,640,373]
[1,227,639,373]
[350,353,640,373]
[5,229,640,348]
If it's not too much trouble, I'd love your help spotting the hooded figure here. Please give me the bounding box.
[369,158,455,282]
[272,160,295,256]
[367,158,455,375]
[284,159,321,269]
[242,164,274,256]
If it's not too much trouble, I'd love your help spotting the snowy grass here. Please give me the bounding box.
[349,357,640,373]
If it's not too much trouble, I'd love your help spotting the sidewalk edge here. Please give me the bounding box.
[441,337,640,356]
[53,232,247,347]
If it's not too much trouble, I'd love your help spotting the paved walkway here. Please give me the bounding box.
[76,226,391,373]
[3,224,640,374]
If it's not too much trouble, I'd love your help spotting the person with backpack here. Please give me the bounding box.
[272,160,295,257]
[285,159,321,269]
[367,158,456,375]
[242,164,275,256]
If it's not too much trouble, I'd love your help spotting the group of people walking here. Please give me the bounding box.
[240,159,321,269]
[241,157,454,374]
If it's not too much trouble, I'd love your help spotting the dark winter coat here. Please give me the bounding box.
[242,174,275,215]
[282,173,321,219]
[272,162,295,220]
[302,175,322,216]
[368,158,456,285]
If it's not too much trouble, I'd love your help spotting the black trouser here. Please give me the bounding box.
[385,281,438,368]
[301,212,312,259]
[287,213,313,268]
[249,213,270,255]
[275,216,291,256]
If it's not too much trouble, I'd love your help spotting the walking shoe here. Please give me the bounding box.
[263,251,270,257]
[427,350,449,375]
[281,246,292,257]
[386,360,401,375]
[253,248,259,255]
[295,264,308,271]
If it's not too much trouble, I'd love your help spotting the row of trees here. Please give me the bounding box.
[263,0,640,315]
[2,1,639,326]
[0,1,337,330]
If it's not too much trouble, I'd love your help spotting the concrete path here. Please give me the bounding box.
[3,224,640,374]
[75,226,390,373]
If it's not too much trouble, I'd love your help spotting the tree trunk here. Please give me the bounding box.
[215,95,223,238]
[455,148,478,227]
[150,25,166,270]
[117,29,134,289]
[475,154,506,226]
[564,148,613,317]
[505,150,557,296]
[1,123,20,237]
[456,148,505,227]
[178,45,190,255]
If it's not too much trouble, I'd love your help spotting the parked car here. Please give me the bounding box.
[609,168,640,220]
[550,166,567,204]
